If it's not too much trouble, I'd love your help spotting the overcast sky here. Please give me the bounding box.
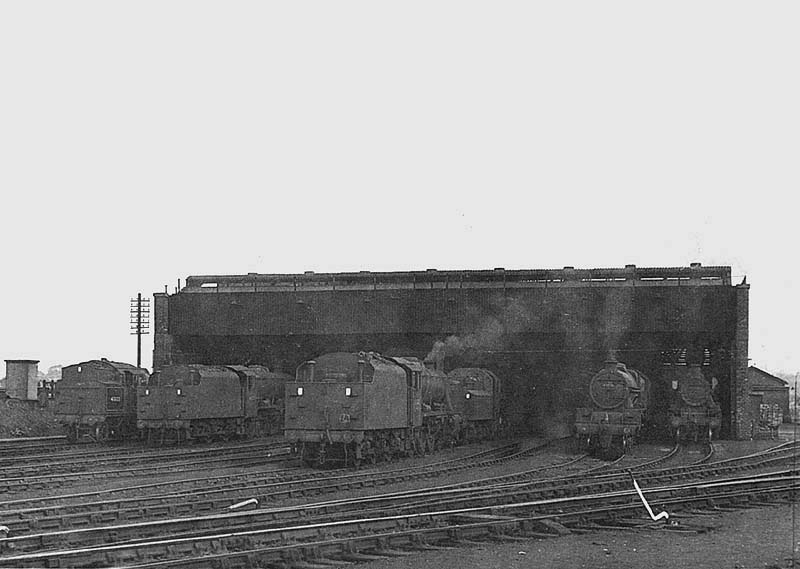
[1,2,797,376]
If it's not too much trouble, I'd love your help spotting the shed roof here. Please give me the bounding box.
[747,366,789,388]
[178,264,734,293]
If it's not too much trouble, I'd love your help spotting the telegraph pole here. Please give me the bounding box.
[130,293,150,368]
[791,371,799,564]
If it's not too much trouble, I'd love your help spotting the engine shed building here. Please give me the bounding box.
[153,263,752,438]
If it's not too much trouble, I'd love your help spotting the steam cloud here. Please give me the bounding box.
[425,318,505,363]
[425,296,534,363]
[421,291,638,437]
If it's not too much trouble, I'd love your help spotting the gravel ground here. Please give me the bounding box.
[0,400,61,437]
[354,503,800,569]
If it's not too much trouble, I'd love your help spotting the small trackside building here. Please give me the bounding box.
[747,366,790,424]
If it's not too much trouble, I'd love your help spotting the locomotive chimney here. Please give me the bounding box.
[307,360,316,381]
[604,350,619,365]
[424,352,445,373]
[357,358,365,381]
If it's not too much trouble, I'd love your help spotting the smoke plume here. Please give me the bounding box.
[425,318,505,363]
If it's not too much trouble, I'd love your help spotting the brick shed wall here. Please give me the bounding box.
[732,283,751,438]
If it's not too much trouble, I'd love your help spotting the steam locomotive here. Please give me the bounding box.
[575,358,723,457]
[573,358,648,457]
[137,364,291,443]
[664,364,721,442]
[53,359,150,442]
[284,352,502,467]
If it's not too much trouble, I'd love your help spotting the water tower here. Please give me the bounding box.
[4,360,40,401]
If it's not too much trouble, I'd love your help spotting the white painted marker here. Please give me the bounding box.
[629,473,669,521]
[228,498,259,510]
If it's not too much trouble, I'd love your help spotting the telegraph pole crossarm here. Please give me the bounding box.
[129,293,151,368]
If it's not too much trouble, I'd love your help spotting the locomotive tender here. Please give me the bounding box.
[574,358,648,457]
[284,352,502,467]
[137,364,290,443]
[54,359,149,442]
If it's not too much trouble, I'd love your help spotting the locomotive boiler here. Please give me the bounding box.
[137,364,290,443]
[574,358,648,457]
[54,359,149,442]
[284,352,502,467]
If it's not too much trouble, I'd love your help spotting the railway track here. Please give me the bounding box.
[0,438,795,558]
[0,441,292,494]
[0,436,67,457]
[0,441,529,532]
[337,440,794,524]
[575,440,714,477]
[0,438,289,477]
[1,467,795,568]
[0,438,786,536]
